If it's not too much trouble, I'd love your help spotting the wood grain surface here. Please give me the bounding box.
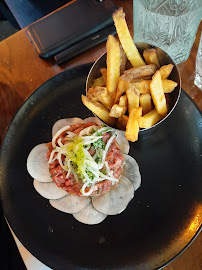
[0,0,201,269]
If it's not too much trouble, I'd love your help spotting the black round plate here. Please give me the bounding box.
[0,64,201,270]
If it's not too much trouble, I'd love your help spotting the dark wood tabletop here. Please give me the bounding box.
[0,0,201,269]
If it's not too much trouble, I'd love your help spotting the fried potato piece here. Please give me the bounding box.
[94,86,112,110]
[106,35,120,94]
[81,95,116,126]
[92,76,106,88]
[100,68,107,84]
[114,77,129,104]
[132,80,150,94]
[133,79,177,94]
[158,64,174,80]
[120,45,127,74]
[116,115,129,130]
[162,80,178,93]
[87,87,99,102]
[125,107,142,142]
[143,48,160,68]
[150,71,168,116]
[138,109,163,128]
[126,85,140,113]
[113,8,145,67]
[123,64,158,80]
[140,93,152,115]
[109,104,127,118]
[119,94,128,107]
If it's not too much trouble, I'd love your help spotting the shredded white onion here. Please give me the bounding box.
[52,125,70,147]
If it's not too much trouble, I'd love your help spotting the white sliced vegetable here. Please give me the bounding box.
[92,175,134,215]
[115,130,130,154]
[33,179,67,199]
[73,202,107,225]
[52,118,85,136]
[49,194,90,214]
[123,154,141,191]
[84,117,103,126]
[27,143,53,182]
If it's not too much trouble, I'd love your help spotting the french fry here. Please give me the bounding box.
[113,8,145,67]
[100,68,107,84]
[81,95,116,126]
[150,71,168,116]
[119,94,128,107]
[138,109,163,129]
[87,87,99,102]
[106,35,120,94]
[132,80,150,94]
[94,86,113,110]
[123,64,158,80]
[125,107,142,142]
[126,85,140,113]
[114,77,129,104]
[140,93,152,115]
[109,104,127,118]
[143,48,160,68]
[120,45,127,74]
[92,76,106,88]
[162,80,178,93]
[133,79,177,94]
[158,64,174,80]
[116,115,129,130]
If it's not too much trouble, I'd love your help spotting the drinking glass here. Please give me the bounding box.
[133,0,202,64]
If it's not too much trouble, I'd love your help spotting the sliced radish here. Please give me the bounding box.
[49,194,90,214]
[92,175,134,215]
[27,143,52,182]
[115,130,130,154]
[84,117,103,126]
[123,155,141,191]
[52,118,85,136]
[33,180,67,200]
[73,202,107,225]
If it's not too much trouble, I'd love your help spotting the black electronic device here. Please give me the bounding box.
[26,0,117,61]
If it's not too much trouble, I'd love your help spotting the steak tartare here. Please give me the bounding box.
[47,122,124,196]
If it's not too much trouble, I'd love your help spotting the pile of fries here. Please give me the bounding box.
[82,8,178,142]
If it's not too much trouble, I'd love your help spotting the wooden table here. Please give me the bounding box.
[0,0,201,269]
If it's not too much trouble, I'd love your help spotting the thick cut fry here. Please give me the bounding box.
[106,35,120,94]
[100,68,107,84]
[158,64,174,80]
[125,107,142,142]
[94,86,113,110]
[143,48,160,68]
[114,77,129,104]
[150,71,168,116]
[81,95,116,126]
[109,104,127,118]
[87,87,99,102]
[162,80,178,93]
[140,93,152,115]
[123,64,158,80]
[133,80,150,94]
[119,94,128,107]
[126,86,140,113]
[138,109,163,128]
[133,79,177,94]
[92,76,105,88]
[113,8,145,67]
[116,115,129,130]
[120,45,127,74]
